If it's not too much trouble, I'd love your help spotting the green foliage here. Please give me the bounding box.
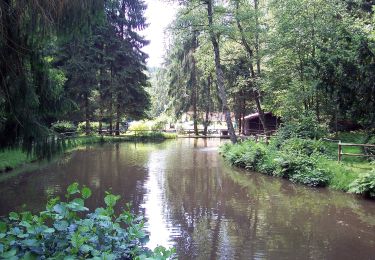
[222,130,375,193]
[0,0,103,148]
[128,118,172,132]
[151,117,169,131]
[349,169,375,198]
[77,122,100,133]
[0,149,32,172]
[0,183,174,259]
[128,121,152,132]
[51,121,76,134]
[276,113,328,141]
[289,168,330,187]
[274,152,330,186]
[317,157,360,191]
[222,138,331,187]
[280,138,326,156]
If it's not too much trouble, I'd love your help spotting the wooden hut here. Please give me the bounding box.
[243,112,280,135]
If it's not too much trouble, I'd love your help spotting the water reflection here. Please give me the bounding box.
[0,139,375,259]
[143,149,174,249]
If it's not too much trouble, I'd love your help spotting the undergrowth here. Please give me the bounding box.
[221,131,375,197]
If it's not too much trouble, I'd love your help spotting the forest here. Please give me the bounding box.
[153,0,375,142]
[1,0,374,146]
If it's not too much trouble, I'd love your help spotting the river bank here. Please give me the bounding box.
[220,132,375,198]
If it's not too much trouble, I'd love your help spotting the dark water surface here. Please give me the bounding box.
[1,139,375,259]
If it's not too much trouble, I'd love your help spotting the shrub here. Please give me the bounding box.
[239,143,267,171]
[273,152,314,178]
[221,140,255,167]
[128,121,151,132]
[222,138,331,187]
[280,138,326,156]
[289,168,331,187]
[0,183,174,259]
[275,112,328,141]
[151,117,168,131]
[257,150,278,175]
[77,121,100,133]
[273,152,330,186]
[51,121,76,134]
[349,169,375,197]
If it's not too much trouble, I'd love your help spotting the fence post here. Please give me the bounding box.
[338,142,342,162]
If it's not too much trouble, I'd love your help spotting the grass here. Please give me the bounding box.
[317,157,373,191]
[0,149,35,172]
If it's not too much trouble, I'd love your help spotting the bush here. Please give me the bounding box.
[280,138,326,156]
[289,168,330,187]
[151,117,169,131]
[238,143,267,171]
[51,121,76,134]
[273,152,330,186]
[222,140,331,187]
[77,121,100,133]
[257,150,278,175]
[349,169,375,197]
[128,121,151,132]
[0,183,174,259]
[221,140,255,167]
[275,112,328,141]
[273,153,314,178]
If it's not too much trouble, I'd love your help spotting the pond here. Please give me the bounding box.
[1,138,375,259]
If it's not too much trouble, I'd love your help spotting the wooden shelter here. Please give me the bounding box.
[243,112,280,135]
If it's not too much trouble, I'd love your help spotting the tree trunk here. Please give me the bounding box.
[84,92,90,136]
[235,1,269,135]
[109,67,113,135]
[99,43,105,135]
[109,100,113,135]
[115,96,120,136]
[254,93,268,135]
[254,0,261,76]
[190,33,199,136]
[238,117,242,135]
[203,76,211,136]
[207,0,237,143]
[99,92,103,134]
[193,102,198,135]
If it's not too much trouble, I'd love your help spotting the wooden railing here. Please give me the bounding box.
[338,142,375,162]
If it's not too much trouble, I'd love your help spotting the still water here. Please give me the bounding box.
[1,139,375,259]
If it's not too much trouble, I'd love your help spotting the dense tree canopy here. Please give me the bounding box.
[156,0,374,142]
[0,0,150,147]
[1,0,374,147]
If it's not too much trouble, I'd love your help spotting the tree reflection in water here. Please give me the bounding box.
[0,139,375,259]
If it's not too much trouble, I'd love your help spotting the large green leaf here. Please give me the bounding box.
[67,183,80,195]
[81,186,92,199]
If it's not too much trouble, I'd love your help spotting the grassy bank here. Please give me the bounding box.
[0,149,36,173]
[221,132,375,198]
[0,132,177,173]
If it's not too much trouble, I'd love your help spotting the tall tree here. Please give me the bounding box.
[0,0,103,147]
[206,0,237,143]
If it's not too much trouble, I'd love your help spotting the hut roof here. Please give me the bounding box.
[244,112,273,120]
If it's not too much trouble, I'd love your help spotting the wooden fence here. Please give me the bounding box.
[338,142,375,162]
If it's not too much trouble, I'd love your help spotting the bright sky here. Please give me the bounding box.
[141,0,178,68]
